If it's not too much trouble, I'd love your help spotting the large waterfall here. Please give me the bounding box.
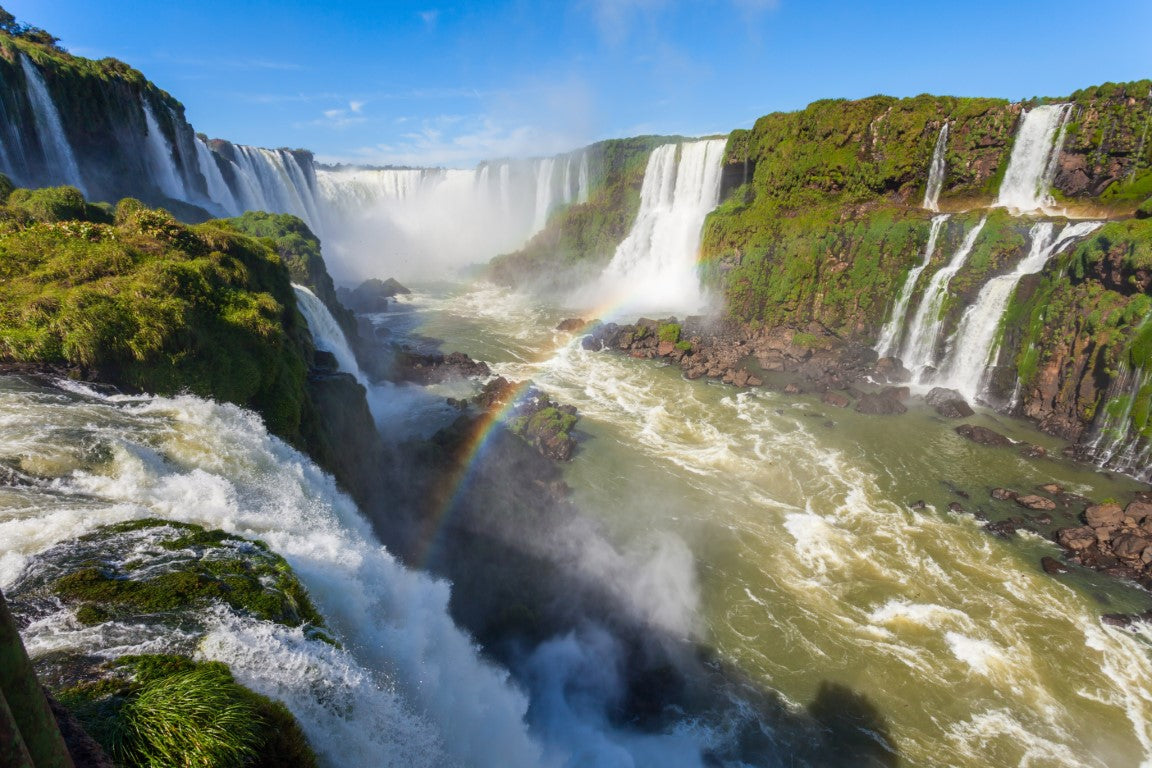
[292,284,367,385]
[595,139,727,314]
[996,104,1073,213]
[875,215,949,357]
[898,218,987,379]
[934,221,1102,401]
[19,54,85,194]
[923,124,948,212]
[141,100,187,201]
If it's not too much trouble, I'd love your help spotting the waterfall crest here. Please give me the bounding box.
[996,104,1073,213]
[923,124,949,212]
[293,284,366,386]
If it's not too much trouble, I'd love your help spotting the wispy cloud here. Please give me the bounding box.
[419,9,440,29]
[314,100,371,129]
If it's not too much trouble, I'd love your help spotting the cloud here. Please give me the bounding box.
[420,9,440,28]
[313,100,371,129]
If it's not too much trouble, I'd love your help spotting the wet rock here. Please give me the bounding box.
[986,517,1033,537]
[874,357,911,383]
[312,350,339,373]
[854,393,907,415]
[1057,526,1097,551]
[1031,513,1053,525]
[1101,612,1152,629]
[908,500,927,510]
[343,277,409,313]
[657,340,677,357]
[1040,483,1064,495]
[925,387,974,419]
[947,502,966,513]
[1018,444,1047,459]
[955,424,1013,447]
[880,386,910,401]
[1015,494,1056,511]
[784,383,802,395]
[991,487,1019,501]
[1041,556,1070,575]
[1125,500,1152,523]
[732,369,751,388]
[821,391,851,408]
[1112,533,1152,560]
[1084,503,1124,528]
[556,318,587,332]
[395,350,491,384]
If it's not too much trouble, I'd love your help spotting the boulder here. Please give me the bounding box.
[874,357,911,383]
[925,387,974,419]
[821,391,851,408]
[657,340,676,357]
[991,487,1019,501]
[1112,533,1152,560]
[1056,526,1097,551]
[855,393,907,415]
[344,277,409,313]
[1018,444,1047,459]
[955,424,1012,446]
[1015,494,1056,511]
[1084,503,1124,528]
[556,318,587,332]
[1125,500,1152,523]
[1040,483,1064,495]
[881,386,910,401]
[1041,556,1070,575]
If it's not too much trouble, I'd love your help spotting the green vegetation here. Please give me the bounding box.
[49,518,326,630]
[489,137,681,287]
[57,655,317,768]
[0,185,314,439]
[657,323,681,343]
[1065,80,1152,204]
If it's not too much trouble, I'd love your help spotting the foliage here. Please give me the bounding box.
[657,323,681,343]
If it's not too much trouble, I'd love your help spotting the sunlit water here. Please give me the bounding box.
[385,282,1152,768]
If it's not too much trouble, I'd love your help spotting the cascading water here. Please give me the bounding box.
[898,218,987,379]
[194,137,240,215]
[0,380,547,768]
[141,100,187,200]
[996,104,1073,213]
[19,54,85,193]
[875,215,949,358]
[923,124,949,212]
[936,221,1103,401]
[531,157,556,233]
[293,284,366,385]
[577,153,590,204]
[595,138,727,314]
[228,145,324,232]
[1086,362,1152,480]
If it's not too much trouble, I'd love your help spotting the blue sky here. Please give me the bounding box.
[9,0,1151,167]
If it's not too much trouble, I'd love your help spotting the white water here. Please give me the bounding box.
[875,215,949,358]
[923,124,949,212]
[532,157,557,233]
[19,54,85,194]
[577,153,590,204]
[899,218,987,379]
[141,100,186,201]
[195,138,240,215]
[0,382,547,768]
[937,221,1103,401]
[292,284,366,385]
[228,145,323,232]
[1086,363,1152,481]
[594,139,727,315]
[996,104,1073,213]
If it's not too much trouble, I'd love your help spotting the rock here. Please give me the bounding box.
[1018,444,1047,459]
[581,335,601,351]
[784,383,801,395]
[1041,556,1070,575]
[1040,483,1064,495]
[344,277,409,313]
[821,391,851,408]
[1112,533,1152,560]
[991,488,1019,501]
[947,502,966,513]
[312,350,339,373]
[656,340,676,356]
[1125,501,1152,523]
[1032,513,1052,525]
[1056,526,1097,551]
[925,387,974,418]
[880,386,910,401]
[747,375,763,387]
[874,357,911,383]
[986,518,1032,537]
[1101,612,1152,629]
[1015,494,1056,511]
[732,369,751,388]
[955,424,1012,446]
[855,393,907,415]
[1084,503,1124,528]
[556,318,587,332]
[909,500,927,510]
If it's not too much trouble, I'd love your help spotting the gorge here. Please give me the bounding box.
[1,12,1152,768]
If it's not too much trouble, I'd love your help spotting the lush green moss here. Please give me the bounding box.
[57,654,317,768]
[657,323,681,343]
[0,189,313,439]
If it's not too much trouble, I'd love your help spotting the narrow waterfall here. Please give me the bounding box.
[875,215,949,357]
[577,152,590,203]
[141,100,186,200]
[561,155,573,204]
[598,138,727,313]
[923,124,949,211]
[293,284,366,385]
[531,157,556,232]
[195,138,240,215]
[19,54,85,193]
[1085,363,1152,480]
[936,220,1103,401]
[898,218,987,378]
[996,104,1073,212]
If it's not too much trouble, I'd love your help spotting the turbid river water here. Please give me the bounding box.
[383,282,1152,768]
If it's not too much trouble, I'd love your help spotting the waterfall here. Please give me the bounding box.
[293,284,366,385]
[19,54,85,193]
[577,152,589,203]
[996,104,1073,212]
[195,138,240,215]
[531,157,556,232]
[499,162,511,214]
[898,218,987,379]
[561,155,573,204]
[597,138,727,313]
[1085,363,1152,481]
[141,100,186,200]
[875,215,949,357]
[935,221,1102,401]
[228,146,323,232]
[923,124,949,211]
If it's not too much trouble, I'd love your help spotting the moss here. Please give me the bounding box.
[57,654,317,768]
[7,186,111,223]
[657,323,681,343]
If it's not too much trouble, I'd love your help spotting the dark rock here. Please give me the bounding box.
[947,502,966,513]
[874,357,911,383]
[991,488,1019,501]
[312,350,339,373]
[1101,612,1152,629]
[821,391,851,408]
[556,318,587,332]
[1112,533,1152,560]
[986,517,1033,537]
[1041,556,1070,575]
[880,386,910,401]
[955,424,1013,446]
[1084,503,1124,528]
[394,350,491,384]
[1018,444,1047,459]
[343,277,410,313]
[855,393,907,415]
[1056,526,1097,551]
[909,500,927,510]
[925,387,975,418]
[1015,494,1056,511]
